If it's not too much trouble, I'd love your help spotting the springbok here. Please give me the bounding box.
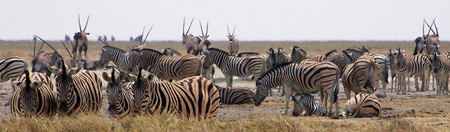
[73,14,90,61]
[198,20,211,55]
[182,17,201,55]
[227,24,239,56]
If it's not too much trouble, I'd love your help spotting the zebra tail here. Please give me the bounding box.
[382,59,389,83]
[332,72,339,103]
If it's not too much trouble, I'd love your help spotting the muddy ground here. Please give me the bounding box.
[1,67,449,125]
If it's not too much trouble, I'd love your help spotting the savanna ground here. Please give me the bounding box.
[0,40,450,131]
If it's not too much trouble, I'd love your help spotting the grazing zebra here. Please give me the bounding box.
[50,62,102,116]
[135,48,202,81]
[131,69,220,119]
[214,84,255,105]
[254,60,340,116]
[205,48,266,88]
[366,53,389,97]
[430,50,450,95]
[10,71,57,117]
[97,46,140,75]
[102,69,135,119]
[0,56,28,90]
[341,93,381,118]
[342,55,381,99]
[396,48,432,93]
[292,93,326,116]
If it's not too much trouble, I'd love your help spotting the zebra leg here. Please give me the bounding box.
[225,75,233,88]
[344,86,351,100]
[414,75,420,92]
[282,86,292,115]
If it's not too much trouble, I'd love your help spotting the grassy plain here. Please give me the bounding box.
[1,40,450,131]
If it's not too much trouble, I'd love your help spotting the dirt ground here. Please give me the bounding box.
[1,66,450,125]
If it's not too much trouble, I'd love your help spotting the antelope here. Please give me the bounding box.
[414,18,440,56]
[182,17,201,55]
[31,36,63,76]
[73,14,90,62]
[198,20,211,55]
[227,24,239,56]
[134,26,153,50]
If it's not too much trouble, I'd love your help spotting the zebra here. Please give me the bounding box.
[291,46,324,63]
[204,48,266,88]
[341,93,381,118]
[292,93,326,117]
[10,71,57,117]
[266,47,291,96]
[131,69,220,119]
[395,48,431,94]
[102,68,135,119]
[162,48,182,57]
[49,61,103,116]
[342,55,381,99]
[365,53,389,98]
[0,56,28,90]
[386,49,398,92]
[325,49,353,77]
[97,46,141,75]
[214,84,255,105]
[135,48,202,81]
[254,60,340,116]
[429,50,450,95]
[227,24,239,56]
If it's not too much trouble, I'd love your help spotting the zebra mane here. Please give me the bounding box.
[208,48,230,56]
[103,46,126,53]
[138,48,163,55]
[257,62,291,81]
[325,49,338,59]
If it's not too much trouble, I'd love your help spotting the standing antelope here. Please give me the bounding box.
[199,20,211,55]
[413,18,440,56]
[227,25,239,56]
[73,14,90,61]
[182,17,201,55]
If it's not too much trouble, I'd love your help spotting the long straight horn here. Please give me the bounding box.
[186,17,194,34]
[206,20,209,36]
[232,25,236,37]
[422,18,425,37]
[183,17,186,35]
[425,20,436,35]
[140,26,146,45]
[227,24,231,37]
[78,14,82,32]
[199,20,205,36]
[60,40,73,58]
[83,15,90,32]
[35,36,59,54]
[98,36,109,46]
[142,25,153,45]
[433,17,438,36]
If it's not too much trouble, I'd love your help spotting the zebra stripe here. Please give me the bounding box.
[10,71,57,117]
[205,48,266,88]
[102,69,135,119]
[342,55,381,99]
[214,84,255,105]
[136,48,202,81]
[0,56,28,90]
[52,62,103,116]
[292,93,326,116]
[132,69,220,119]
[430,50,450,95]
[342,93,381,118]
[254,60,340,116]
[98,46,140,75]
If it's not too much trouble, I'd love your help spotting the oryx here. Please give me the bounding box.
[182,17,201,55]
[73,14,90,61]
[227,24,239,56]
[199,20,211,55]
[414,18,440,55]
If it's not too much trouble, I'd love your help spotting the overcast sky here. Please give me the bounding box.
[1,0,448,41]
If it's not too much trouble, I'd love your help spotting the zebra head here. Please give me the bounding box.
[291,46,308,63]
[131,68,153,114]
[227,24,239,56]
[103,68,127,108]
[395,48,406,67]
[266,48,277,70]
[430,50,442,73]
[73,14,90,60]
[49,59,82,112]
[12,71,43,117]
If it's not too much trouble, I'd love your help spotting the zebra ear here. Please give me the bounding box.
[102,72,111,82]
[49,65,62,75]
[32,81,43,88]
[146,73,155,81]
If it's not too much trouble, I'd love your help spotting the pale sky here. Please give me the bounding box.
[1,0,448,41]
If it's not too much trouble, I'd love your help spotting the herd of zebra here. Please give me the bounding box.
[0,17,444,119]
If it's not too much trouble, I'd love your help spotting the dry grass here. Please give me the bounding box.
[2,40,450,131]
